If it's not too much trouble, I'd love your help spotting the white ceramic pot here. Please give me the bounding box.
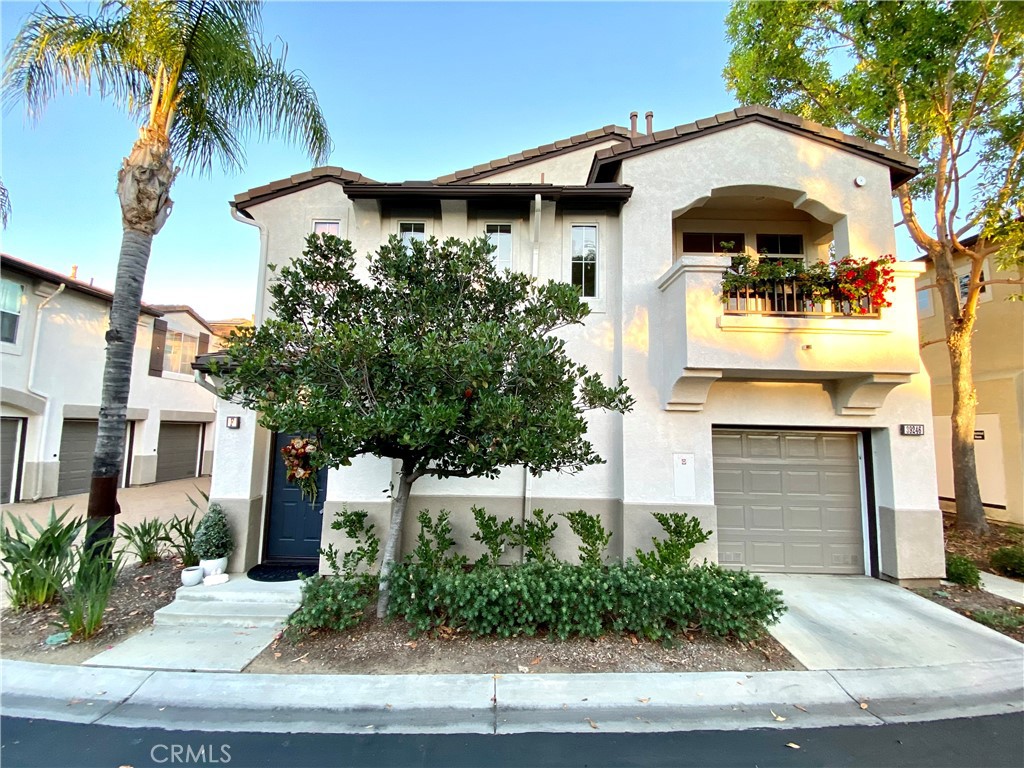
[200,557,229,577]
[180,566,204,587]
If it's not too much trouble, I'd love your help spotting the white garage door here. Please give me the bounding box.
[713,430,865,574]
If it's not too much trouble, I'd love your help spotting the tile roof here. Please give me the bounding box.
[232,166,376,209]
[433,125,632,184]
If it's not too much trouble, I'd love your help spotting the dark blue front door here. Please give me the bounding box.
[265,433,328,562]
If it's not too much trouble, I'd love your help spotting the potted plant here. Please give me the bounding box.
[194,504,234,578]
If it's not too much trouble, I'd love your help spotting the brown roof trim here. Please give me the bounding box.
[433,126,632,184]
[340,182,632,204]
[233,166,377,213]
[148,304,219,336]
[0,254,163,317]
[587,106,919,189]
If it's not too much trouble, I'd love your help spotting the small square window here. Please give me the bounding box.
[1,278,23,344]
[399,222,426,248]
[486,224,512,272]
[313,220,340,237]
[571,225,598,298]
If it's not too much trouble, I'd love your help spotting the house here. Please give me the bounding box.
[0,255,220,503]
[915,240,1023,526]
[204,105,945,585]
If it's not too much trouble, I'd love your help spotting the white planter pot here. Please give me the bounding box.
[180,566,204,587]
[200,557,229,577]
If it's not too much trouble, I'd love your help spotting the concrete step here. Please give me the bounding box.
[83,625,280,672]
[173,575,303,605]
[154,600,296,628]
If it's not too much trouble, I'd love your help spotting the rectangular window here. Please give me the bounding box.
[399,221,426,248]
[916,288,934,319]
[957,268,987,303]
[756,233,804,256]
[163,330,200,375]
[682,232,745,255]
[486,224,512,272]
[1,279,23,344]
[571,225,598,298]
[312,220,340,237]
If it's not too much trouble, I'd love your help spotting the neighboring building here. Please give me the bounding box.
[206,105,944,585]
[0,255,220,503]
[915,242,1023,526]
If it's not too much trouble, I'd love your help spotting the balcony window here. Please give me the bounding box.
[682,232,745,255]
[756,233,804,257]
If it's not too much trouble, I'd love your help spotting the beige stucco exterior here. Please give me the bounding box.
[916,255,1024,525]
[210,112,944,583]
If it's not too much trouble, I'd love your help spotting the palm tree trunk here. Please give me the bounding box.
[376,460,417,618]
[86,128,175,547]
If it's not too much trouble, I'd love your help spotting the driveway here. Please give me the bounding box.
[762,574,1024,670]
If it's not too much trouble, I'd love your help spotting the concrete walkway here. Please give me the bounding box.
[981,571,1024,605]
[761,574,1024,670]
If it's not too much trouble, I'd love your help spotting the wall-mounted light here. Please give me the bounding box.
[226,416,241,430]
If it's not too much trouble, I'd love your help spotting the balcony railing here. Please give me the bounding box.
[723,279,880,318]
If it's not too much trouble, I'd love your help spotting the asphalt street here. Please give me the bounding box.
[2,713,1022,768]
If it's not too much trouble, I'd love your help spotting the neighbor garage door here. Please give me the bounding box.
[58,419,99,496]
[155,422,202,482]
[713,430,865,574]
[1,417,23,503]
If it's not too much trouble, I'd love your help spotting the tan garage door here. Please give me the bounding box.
[58,419,99,497]
[155,422,202,483]
[713,430,865,574]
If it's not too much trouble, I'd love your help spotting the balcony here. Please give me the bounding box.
[657,255,926,415]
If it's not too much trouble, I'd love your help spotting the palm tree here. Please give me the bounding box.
[3,0,331,540]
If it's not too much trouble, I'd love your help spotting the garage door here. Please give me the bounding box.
[155,422,202,482]
[713,430,865,574]
[58,420,99,496]
[1,417,23,503]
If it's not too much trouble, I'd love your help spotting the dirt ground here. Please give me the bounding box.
[245,618,802,675]
[0,558,181,665]
[942,513,1023,576]
[914,584,1024,643]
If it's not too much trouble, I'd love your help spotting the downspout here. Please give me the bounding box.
[521,193,544,553]
[231,207,271,322]
[27,283,66,500]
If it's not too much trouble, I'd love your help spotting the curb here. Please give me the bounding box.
[2,658,1022,734]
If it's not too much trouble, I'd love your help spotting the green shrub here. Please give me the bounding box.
[0,507,83,610]
[288,573,375,633]
[635,511,711,573]
[387,560,785,642]
[470,506,516,567]
[972,608,1024,631]
[166,512,200,567]
[560,510,612,567]
[194,504,234,560]
[117,518,167,565]
[322,508,379,575]
[945,554,981,587]
[989,546,1024,578]
[59,538,124,640]
[409,509,467,571]
[512,508,558,563]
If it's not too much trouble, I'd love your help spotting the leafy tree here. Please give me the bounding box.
[217,234,635,615]
[3,0,331,541]
[725,0,1024,533]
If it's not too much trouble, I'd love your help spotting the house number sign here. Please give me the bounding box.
[673,453,696,499]
[900,424,925,436]
[226,416,241,429]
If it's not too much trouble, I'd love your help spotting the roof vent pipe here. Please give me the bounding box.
[645,111,654,135]
[629,112,638,137]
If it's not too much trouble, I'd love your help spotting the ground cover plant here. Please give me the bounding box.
[0,507,82,610]
[117,518,167,565]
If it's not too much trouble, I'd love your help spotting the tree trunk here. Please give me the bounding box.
[931,245,988,535]
[86,128,175,548]
[376,460,416,618]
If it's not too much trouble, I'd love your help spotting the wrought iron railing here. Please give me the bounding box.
[722,279,880,317]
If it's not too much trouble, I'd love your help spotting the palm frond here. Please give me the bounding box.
[0,178,10,228]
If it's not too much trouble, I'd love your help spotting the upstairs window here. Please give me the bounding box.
[1,279,23,344]
[682,232,745,255]
[756,233,804,257]
[312,220,340,237]
[571,224,598,298]
[163,330,200,376]
[486,223,512,272]
[399,221,426,248]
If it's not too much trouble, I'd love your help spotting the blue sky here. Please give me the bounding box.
[2,1,912,320]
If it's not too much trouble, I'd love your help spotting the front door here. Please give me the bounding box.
[265,433,328,563]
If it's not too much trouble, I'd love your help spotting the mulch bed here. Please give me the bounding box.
[244,617,803,676]
[942,513,1023,576]
[914,584,1024,643]
[0,558,182,665]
